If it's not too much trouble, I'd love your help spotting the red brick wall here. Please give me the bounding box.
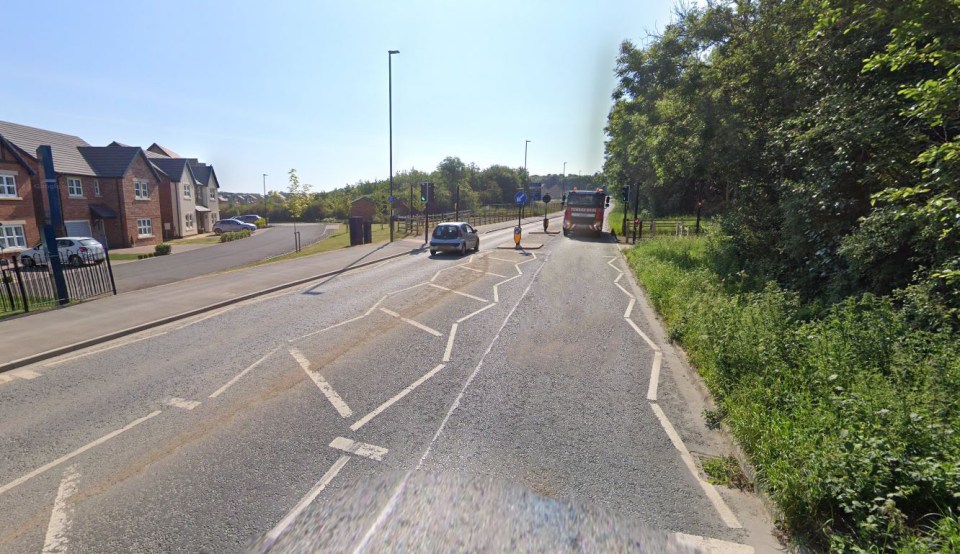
[0,141,40,246]
[119,154,163,247]
[350,198,376,221]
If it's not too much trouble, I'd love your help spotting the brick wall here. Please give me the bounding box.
[119,154,163,247]
[0,141,40,247]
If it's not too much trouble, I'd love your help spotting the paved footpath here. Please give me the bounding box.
[0,217,554,372]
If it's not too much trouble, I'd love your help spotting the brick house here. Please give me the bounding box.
[150,157,201,239]
[0,120,164,249]
[350,197,377,222]
[0,132,41,256]
[145,144,221,235]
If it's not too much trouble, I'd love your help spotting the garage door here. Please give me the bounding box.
[65,220,92,237]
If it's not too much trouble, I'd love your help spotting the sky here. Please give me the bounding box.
[3,0,679,193]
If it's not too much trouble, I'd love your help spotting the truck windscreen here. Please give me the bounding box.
[566,194,605,207]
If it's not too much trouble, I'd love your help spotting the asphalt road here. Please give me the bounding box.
[0,217,774,552]
[111,223,332,292]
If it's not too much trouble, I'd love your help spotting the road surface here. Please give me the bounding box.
[0,219,776,552]
[111,223,332,292]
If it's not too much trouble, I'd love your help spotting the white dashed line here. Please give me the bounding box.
[0,410,162,496]
[9,368,41,379]
[42,466,80,554]
[329,437,389,461]
[264,455,351,546]
[623,297,636,318]
[614,281,635,299]
[429,283,488,303]
[459,266,507,278]
[651,403,742,528]
[289,316,366,343]
[164,397,201,410]
[209,348,279,398]
[350,364,446,431]
[457,303,496,323]
[442,325,458,362]
[42,332,168,367]
[291,348,353,418]
[647,351,663,402]
[673,532,754,553]
[378,308,443,337]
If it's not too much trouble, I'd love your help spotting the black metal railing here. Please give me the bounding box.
[0,251,116,316]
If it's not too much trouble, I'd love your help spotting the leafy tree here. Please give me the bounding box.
[286,168,313,231]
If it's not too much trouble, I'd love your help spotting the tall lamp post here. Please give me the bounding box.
[523,140,531,218]
[262,173,267,217]
[388,49,400,242]
[562,161,567,196]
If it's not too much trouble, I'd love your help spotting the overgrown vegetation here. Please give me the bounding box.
[628,237,959,551]
[154,243,171,256]
[219,230,252,243]
[605,0,960,323]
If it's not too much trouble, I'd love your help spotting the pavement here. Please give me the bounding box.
[0,216,557,373]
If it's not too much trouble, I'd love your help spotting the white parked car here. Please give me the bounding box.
[20,237,106,268]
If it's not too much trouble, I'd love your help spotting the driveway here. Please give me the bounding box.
[111,223,331,292]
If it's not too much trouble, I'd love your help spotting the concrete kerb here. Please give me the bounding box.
[0,246,425,374]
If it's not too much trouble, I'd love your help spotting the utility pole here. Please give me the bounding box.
[388,49,400,242]
[262,173,267,217]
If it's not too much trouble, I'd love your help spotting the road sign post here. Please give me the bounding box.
[542,193,552,232]
[514,191,527,228]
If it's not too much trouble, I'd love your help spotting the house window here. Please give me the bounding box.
[0,174,16,197]
[209,189,215,203]
[134,180,150,200]
[68,178,83,197]
[0,224,26,248]
[94,180,101,197]
[183,183,191,199]
[195,186,202,200]
[185,213,194,229]
[137,218,153,237]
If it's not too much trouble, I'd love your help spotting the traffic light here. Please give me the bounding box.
[420,182,434,203]
[620,185,630,202]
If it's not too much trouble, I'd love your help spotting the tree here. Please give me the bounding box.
[286,168,313,232]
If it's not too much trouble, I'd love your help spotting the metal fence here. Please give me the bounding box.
[0,252,116,316]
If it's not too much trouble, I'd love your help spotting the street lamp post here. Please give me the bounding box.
[523,140,531,219]
[262,173,267,218]
[388,49,399,242]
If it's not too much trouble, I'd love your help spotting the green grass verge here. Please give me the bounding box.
[243,224,406,268]
[108,253,141,261]
[626,236,960,552]
[164,235,221,245]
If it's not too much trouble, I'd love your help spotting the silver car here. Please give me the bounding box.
[213,219,257,234]
[429,222,479,256]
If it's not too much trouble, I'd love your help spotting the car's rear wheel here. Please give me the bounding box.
[22,256,35,268]
[459,242,466,256]
[214,228,223,235]
[68,254,82,268]
[474,240,480,252]
[430,249,436,256]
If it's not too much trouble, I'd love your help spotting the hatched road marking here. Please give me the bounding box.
[379,308,443,337]
[350,364,446,431]
[291,348,353,418]
[41,466,80,554]
[329,437,389,461]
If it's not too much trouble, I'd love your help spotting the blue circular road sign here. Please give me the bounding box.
[514,191,527,206]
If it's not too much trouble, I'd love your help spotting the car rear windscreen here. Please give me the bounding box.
[433,226,461,239]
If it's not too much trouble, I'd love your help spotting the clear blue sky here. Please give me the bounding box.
[4,0,677,193]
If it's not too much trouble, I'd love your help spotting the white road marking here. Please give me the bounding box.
[290,348,353,418]
[442,324,458,362]
[614,281,635,299]
[0,410,162,496]
[209,348,279,398]
[429,283,488,303]
[378,308,443,337]
[329,437,389,461]
[350,364,446,431]
[173,306,236,330]
[651,403,742,528]
[352,472,410,554]
[673,532,754,554]
[417,257,549,470]
[459,266,507,278]
[264,455,350,545]
[288,316,366,343]
[386,281,431,296]
[614,272,623,283]
[492,274,522,303]
[164,397,201,410]
[364,296,388,316]
[42,465,80,554]
[625,317,661,352]
[623,297,636,318]
[647,351,663,401]
[9,368,40,379]
[457,303,496,323]
[42,332,168,367]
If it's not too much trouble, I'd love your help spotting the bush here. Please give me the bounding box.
[627,237,960,551]
[254,217,268,229]
[137,253,155,260]
[219,230,252,243]
[154,243,171,256]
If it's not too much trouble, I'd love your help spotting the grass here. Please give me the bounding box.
[243,224,407,268]
[164,234,221,245]
[626,236,960,552]
[108,253,141,262]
